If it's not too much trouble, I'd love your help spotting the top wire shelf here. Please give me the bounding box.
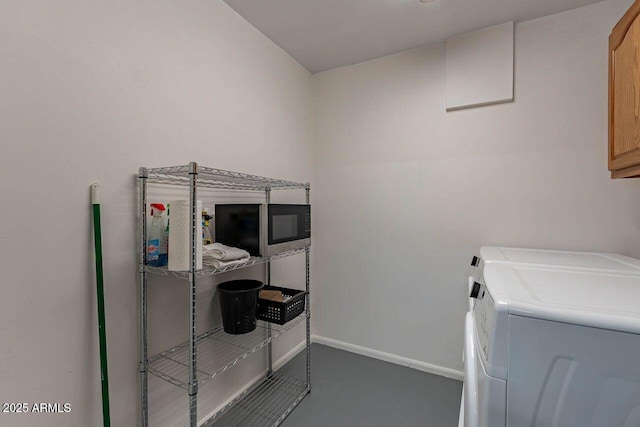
[139,163,309,191]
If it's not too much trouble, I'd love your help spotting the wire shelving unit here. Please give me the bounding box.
[138,162,311,427]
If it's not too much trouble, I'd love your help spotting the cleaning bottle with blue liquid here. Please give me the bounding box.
[147,203,168,266]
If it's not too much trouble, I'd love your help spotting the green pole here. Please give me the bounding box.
[91,183,111,427]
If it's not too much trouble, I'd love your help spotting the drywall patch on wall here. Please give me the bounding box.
[446,21,514,110]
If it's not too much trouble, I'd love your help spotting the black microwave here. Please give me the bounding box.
[214,204,311,257]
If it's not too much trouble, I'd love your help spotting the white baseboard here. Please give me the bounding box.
[273,339,307,371]
[312,335,463,381]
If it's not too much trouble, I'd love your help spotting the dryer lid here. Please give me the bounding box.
[483,263,640,334]
[479,246,640,274]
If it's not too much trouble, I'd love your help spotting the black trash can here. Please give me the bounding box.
[218,280,264,334]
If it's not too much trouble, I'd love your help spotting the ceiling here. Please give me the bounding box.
[223,0,605,73]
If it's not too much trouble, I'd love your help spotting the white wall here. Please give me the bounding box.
[311,0,640,374]
[4,0,640,424]
[0,1,312,426]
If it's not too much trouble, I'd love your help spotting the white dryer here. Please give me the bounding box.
[479,246,640,273]
[462,248,640,427]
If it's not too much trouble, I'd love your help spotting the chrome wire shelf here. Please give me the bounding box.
[148,313,308,390]
[143,248,308,279]
[140,164,309,191]
[203,373,309,427]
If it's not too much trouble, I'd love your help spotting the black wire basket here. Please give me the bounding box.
[256,285,307,325]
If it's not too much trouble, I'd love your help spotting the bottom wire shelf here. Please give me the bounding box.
[203,373,309,427]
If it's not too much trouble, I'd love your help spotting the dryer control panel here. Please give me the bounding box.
[469,256,496,363]
[474,289,496,362]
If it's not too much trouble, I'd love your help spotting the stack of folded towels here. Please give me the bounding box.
[202,242,250,269]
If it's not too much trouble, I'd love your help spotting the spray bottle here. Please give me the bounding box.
[202,207,213,245]
[147,203,167,267]
[164,204,170,264]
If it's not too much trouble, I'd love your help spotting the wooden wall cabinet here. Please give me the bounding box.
[609,0,640,178]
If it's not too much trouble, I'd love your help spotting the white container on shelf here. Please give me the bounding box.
[168,200,203,271]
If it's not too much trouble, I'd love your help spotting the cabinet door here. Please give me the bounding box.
[610,0,640,178]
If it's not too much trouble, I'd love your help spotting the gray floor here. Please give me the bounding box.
[279,344,463,427]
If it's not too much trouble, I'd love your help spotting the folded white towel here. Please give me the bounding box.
[202,243,250,261]
[203,257,250,270]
